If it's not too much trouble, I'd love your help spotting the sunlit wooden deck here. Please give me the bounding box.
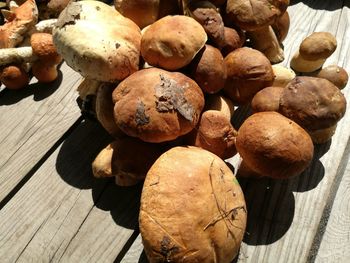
[0,0,349,262]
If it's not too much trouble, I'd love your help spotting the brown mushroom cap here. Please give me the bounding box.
[112,68,205,143]
[140,15,207,70]
[0,64,29,89]
[187,110,238,159]
[279,76,346,131]
[272,10,290,42]
[221,26,246,57]
[236,111,314,179]
[314,65,348,90]
[205,94,235,121]
[251,86,284,112]
[31,32,62,64]
[225,0,289,31]
[224,47,275,104]
[189,44,227,94]
[299,32,337,61]
[140,146,247,263]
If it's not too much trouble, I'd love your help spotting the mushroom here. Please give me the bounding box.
[272,10,290,43]
[221,26,245,57]
[251,86,284,113]
[112,68,205,143]
[140,15,207,70]
[0,64,29,89]
[186,1,225,48]
[236,111,314,179]
[205,94,235,121]
[279,76,347,143]
[186,110,238,159]
[53,0,142,82]
[0,0,38,48]
[313,65,348,90]
[37,0,70,20]
[189,44,227,94]
[225,0,289,63]
[272,64,296,87]
[290,32,337,73]
[223,47,275,104]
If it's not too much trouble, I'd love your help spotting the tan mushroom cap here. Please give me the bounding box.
[224,47,275,104]
[53,1,141,82]
[236,111,314,179]
[0,64,29,89]
[221,26,245,56]
[279,76,346,131]
[315,65,348,90]
[31,33,62,64]
[225,0,289,31]
[251,86,284,112]
[140,15,207,70]
[112,68,205,143]
[299,32,337,60]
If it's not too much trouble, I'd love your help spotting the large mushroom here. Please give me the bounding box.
[225,0,289,63]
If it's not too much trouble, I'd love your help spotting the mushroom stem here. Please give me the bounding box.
[27,19,57,35]
[0,46,37,65]
[247,26,284,64]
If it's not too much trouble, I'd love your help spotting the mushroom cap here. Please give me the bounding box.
[114,0,160,29]
[279,76,346,131]
[299,32,337,60]
[53,1,141,82]
[140,15,207,70]
[236,111,314,179]
[140,146,246,263]
[0,64,29,89]
[190,44,227,94]
[272,10,290,42]
[221,26,246,56]
[251,86,284,112]
[112,68,205,143]
[31,33,62,64]
[225,0,289,31]
[224,47,274,104]
[315,65,348,90]
[205,94,235,121]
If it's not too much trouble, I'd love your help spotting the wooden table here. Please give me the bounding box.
[0,0,349,262]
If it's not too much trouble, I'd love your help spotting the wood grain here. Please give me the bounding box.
[0,63,82,203]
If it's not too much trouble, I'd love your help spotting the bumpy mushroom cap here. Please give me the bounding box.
[114,0,160,29]
[140,146,247,263]
[315,65,348,90]
[0,64,29,89]
[279,76,346,131]
[251,86,284,112]
[236,111,314,179]
[299,32,337,61]
[112,68,205,143]
[224,47,275,104]
[140,15,207,70]
[225,0,289,31]
[190,44,227,94]
[187,110,237,159]
[53,1,141,82]
[221,26,245,56]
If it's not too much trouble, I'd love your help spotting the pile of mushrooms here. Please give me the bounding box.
[3,0,345,262]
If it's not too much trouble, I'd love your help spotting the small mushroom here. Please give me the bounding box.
[225,0,289,63]
[189,44,227,94]
[279,76,346,143]
[272,64,296,87]
[221,26,245,57]
[251,86,284,113]
[290,32,337,73]
[0,64,29,89]
[313,65,348,90]
[236,111,314,179]
[272,10,290,43]
[140,15,207,70]
[224,47,275,104]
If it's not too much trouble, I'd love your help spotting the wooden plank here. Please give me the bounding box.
[0,120,140,262]
[121,1,350,262]
[0,63,82,203]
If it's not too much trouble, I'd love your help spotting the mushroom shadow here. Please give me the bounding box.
[289,0,348,10]
[0,70,63,105]
[231,104,252,130]
[237,176,295,245]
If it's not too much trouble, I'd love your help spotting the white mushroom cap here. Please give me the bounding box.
[53,1,142,82]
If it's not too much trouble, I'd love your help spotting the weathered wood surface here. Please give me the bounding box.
[0,1,349,263]
[0,63,82,204]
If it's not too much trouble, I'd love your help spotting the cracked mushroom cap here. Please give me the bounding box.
[299,32,337,61]
[53,1,141,82]
[140,146,247,263]
[140,15,207,70]
[225,0,289,31]
[236,111,314,179]
[279,76,347,131]
[112,68,205,143]
[0,0,38,48]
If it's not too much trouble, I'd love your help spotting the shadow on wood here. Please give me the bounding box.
[290,0,348,10]
[0,70,63,105]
